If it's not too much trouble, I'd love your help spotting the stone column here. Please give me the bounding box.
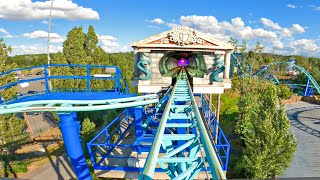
[224,51,231,79]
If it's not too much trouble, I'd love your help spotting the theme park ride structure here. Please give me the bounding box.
[0,64,230,180]
[231,53,320,96]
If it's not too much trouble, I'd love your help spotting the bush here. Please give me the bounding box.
[8,161,29,173]
[0,161,5,177]
[81,118,96,142]
[103,110,118,126]
[278,84,293,100]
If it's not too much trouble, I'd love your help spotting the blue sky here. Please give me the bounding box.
[0,0,319,57]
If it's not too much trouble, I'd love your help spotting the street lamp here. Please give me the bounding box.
[47,0,54,90]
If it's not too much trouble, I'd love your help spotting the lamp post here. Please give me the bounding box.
[47,0,54,90]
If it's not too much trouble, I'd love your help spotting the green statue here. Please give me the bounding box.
[137,53,152,80]
[208,55,225,84]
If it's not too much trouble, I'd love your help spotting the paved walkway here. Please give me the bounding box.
[23,154,76,180]
[283,101,320,178]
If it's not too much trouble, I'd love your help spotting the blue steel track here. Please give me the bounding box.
[0,64,229,180]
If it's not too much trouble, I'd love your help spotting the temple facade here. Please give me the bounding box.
[131,26,234,94]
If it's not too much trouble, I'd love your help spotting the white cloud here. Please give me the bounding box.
[287,4,297,8]
[23,30,65,43]
[290,39,319,53]
[0,28,17,38]
[260,18,281,30]
[99,35,132,53]
[166,23,180,29]
[41,20,48,24]
[207,33,230,43]
[271,39,284,50]
[149,18,165,24]
[161,15,319,57]
[310,5,320,10]
[291,24,305,33]
[0,0,99,21]
[0,28,9,35]
[252,28,277,39]
[11,44,62,55]
[179,15,277,41]
[260,18,305,37]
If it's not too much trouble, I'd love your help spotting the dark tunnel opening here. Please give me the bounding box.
[159,51,206,88]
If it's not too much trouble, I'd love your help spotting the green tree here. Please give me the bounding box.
[80,118,96,141]
[63,26,89,65]
[51,52,73,90]
[85,25,99,58]
[264,56,273,64]
[228,37,239,52]
[254,42,264,65]
[0,39,28,177]
[52,27,92,91]
[235,78,297,179]
[311,66,320,82]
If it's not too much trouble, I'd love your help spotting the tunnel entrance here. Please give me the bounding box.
[159,51,206,87]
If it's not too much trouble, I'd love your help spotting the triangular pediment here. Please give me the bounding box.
[132,26,234,50]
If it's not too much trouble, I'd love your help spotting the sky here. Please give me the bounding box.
[0,0,320,57]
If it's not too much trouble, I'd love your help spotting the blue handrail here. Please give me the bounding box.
[0,64,130,104]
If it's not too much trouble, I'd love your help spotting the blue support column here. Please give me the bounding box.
[304,78,310,96]
[86,66,91,93]
[59,112,92,180]
[134,107,143,139]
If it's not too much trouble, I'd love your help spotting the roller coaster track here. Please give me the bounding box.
[230,53,251,77]
[0,64,159,114]
[140,69,225,180]
[254,61,320,94]
[230,54,319,94]
[0,64,228,180]
[0,94,158,114]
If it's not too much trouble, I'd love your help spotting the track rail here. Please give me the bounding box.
[254,61,320,94]
[0,94,158,114]
[140,72,225,179]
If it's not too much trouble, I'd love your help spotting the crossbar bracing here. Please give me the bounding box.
[140,68,226,180]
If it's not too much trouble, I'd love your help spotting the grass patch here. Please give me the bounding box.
[212,90,244,179]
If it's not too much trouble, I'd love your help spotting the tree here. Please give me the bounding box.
[0,39,28,177]
[264,56,273,64]
[228,37,239,52]
[63,26,89,65]
[60,26,91,90]
[85,25,99,59]
[254,42,264,65]
[80,118,96,141]
[311,66,320,82]
[52,25,135,93]
[235,78,297,179]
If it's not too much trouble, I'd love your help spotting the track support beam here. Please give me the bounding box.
[59,112,92,180]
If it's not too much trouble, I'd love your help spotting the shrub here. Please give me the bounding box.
[0,161,5,177]
[278,84,293,100]
[9,161,29,173]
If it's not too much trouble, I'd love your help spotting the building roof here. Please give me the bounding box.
[131,26,234,51]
